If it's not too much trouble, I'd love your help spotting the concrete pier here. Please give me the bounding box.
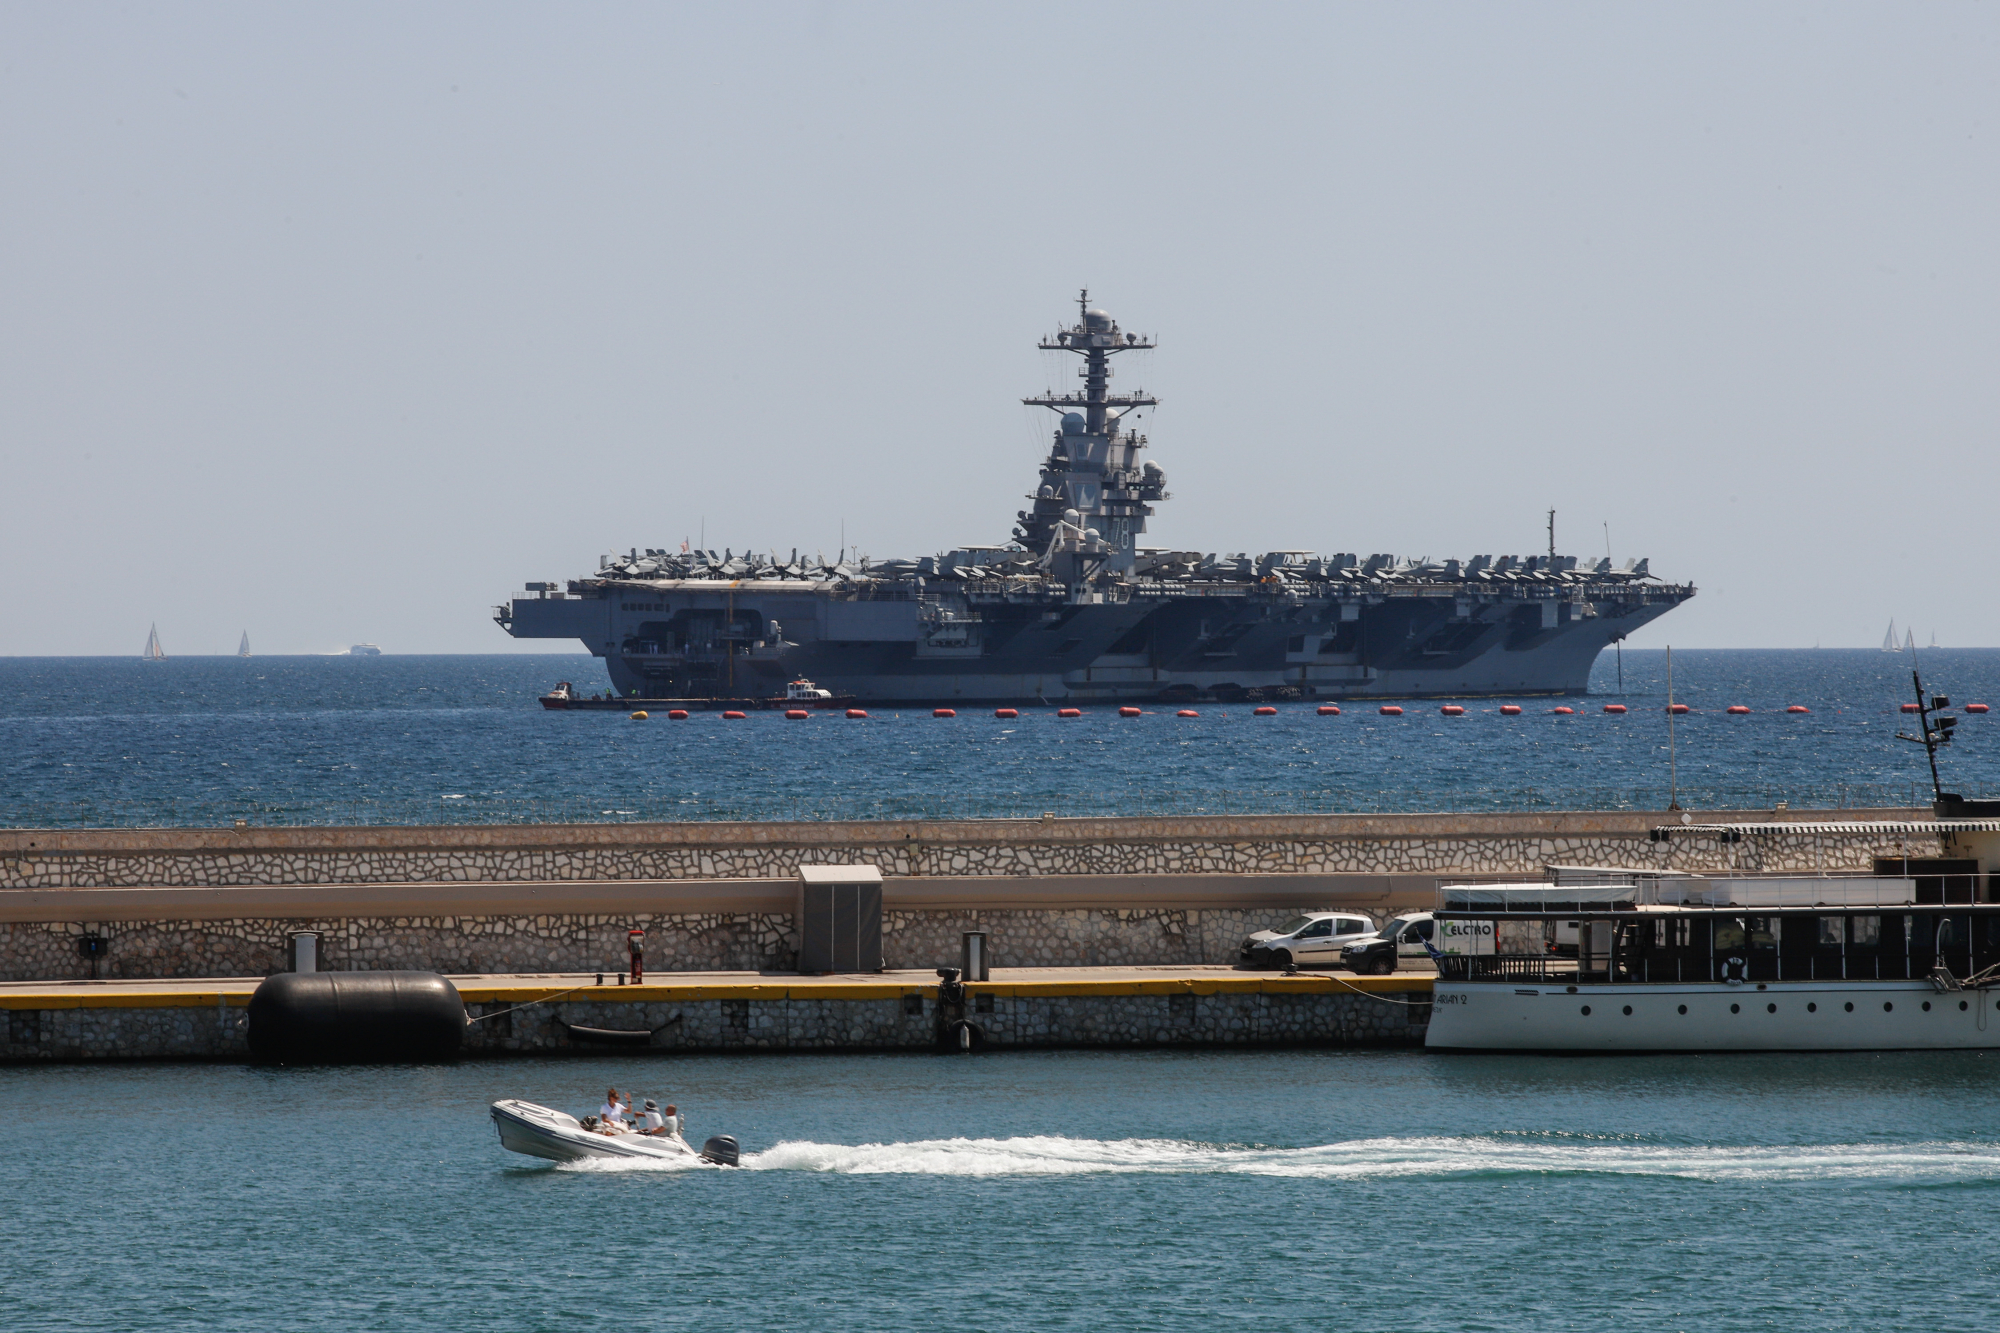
[0,967,1432,1061]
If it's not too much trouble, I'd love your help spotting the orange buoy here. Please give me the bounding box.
[785,709,809,719]
[994,707,1018,719]
[1379,705,1403,716]
[1499,705,1522,716]
[1786,705,1809,714]
[667,709,689,720]
[1177,709,1200,718]
[933,708,956,718]
[1440,705,1465,716]
[1253,706,1277,716]
[1057,708,1082,718]
[1968,703,1991,713]
[1668,703,1690,715]
[846,708,868,719]
[1602,704,1627,714]
[721,710,746,720]
[1726,705,1750,715]
[629,710,649,720]
[1901,703,1922,713]
[1551,706,1575,715]
[1120,706,1142,717]
[1317,705,1340,716]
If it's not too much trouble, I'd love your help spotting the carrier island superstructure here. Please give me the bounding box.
[496,294,1693,703]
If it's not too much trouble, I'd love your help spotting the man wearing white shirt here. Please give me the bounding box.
[638,1099,668,1136]
[599,1087,631,1133]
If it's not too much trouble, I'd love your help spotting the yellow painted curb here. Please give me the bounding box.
[0,975,1434,1009]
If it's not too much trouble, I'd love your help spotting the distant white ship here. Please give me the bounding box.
[143,624,166,661]
[1882,621,1916,653]
[238,632,251,658]
[348,644,382,656]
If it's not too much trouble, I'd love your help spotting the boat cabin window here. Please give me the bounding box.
[1651,918,1692,949]
[1297,919,1333,938]
[1851,915,1881,947]
[1496,919,1548,954]
[1817,916,1845,947]
[1713,920,1746,951]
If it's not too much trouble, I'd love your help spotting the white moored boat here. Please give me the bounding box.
[489,1099,740,1165]
[1425,835,2000,1053]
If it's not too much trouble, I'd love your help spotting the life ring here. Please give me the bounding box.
[1720,956,1747,983]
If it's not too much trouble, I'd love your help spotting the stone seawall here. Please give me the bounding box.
[0,906,1300,983]
[0,975,1431,1061]
[0,810,1937,982]
[0,809,1929,889]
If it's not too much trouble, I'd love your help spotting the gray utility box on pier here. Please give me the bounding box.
[796,865,883,974]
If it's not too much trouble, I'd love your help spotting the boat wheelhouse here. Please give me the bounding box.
[1425,839,2000,1052]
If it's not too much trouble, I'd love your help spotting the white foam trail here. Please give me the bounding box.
[554,1154,717,1174]
[734,1134,2000,1184]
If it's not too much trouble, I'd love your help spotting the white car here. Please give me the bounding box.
[1240,912,1379,970]
[1339,912,1439,974]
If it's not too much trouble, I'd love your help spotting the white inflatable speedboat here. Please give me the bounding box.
[489,1099,740,1165]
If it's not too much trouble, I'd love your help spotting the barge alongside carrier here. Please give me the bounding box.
[498,293,1693,704]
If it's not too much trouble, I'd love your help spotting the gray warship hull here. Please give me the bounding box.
[504,578,1682,704]
[497,293,1692,701]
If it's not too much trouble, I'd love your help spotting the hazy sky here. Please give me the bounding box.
[4,3,1996,655]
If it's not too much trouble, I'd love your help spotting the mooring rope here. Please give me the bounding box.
[464,984,589,1025]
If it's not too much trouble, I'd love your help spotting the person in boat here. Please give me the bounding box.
[662,1103,684,1138]
[638,1099,670,1136]
[599,1087,632,1134]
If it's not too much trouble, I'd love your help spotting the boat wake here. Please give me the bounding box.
[601,1133,2000,1184]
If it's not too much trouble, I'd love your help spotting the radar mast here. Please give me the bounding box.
[1016,290,1168,572]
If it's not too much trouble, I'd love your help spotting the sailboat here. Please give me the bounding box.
[1882,619,1899,652]
[238,632,251,658]
[142,624,166,661]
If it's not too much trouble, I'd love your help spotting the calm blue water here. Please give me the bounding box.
[2,650,1997,825]
[2,1050,1995,1332]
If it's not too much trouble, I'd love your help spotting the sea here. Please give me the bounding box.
[2,648,1998,826]
[3,1050,1996,1332]
[5,647,1999,1331]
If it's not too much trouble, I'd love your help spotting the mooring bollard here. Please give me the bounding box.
[287,930,322,974]
[961,931,989,983]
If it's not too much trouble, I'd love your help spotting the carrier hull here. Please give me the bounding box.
[505,580,1681,704]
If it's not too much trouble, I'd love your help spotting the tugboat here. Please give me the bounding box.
[538,677,855,712]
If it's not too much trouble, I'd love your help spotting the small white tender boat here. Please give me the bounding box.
[489,1099,740,1165]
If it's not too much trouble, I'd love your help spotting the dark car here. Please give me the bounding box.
[1340,914,1436,974]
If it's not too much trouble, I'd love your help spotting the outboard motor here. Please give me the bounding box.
[700,1135,741,1167]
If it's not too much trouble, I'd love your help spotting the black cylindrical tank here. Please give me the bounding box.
[248,971,465,1063]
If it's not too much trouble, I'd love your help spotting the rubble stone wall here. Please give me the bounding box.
[0,809,1928,889]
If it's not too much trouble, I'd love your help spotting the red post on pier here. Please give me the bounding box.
[627,928,646,984]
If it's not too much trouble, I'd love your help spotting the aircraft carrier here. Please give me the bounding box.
[496,294,1693,703]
